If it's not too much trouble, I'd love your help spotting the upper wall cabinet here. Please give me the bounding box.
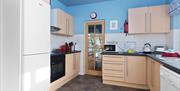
[128,7,148,34]
[51,9,74,36]
[169,0,180,16]
[128,5,170,34]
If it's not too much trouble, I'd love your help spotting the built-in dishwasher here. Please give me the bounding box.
[160,66,180,91]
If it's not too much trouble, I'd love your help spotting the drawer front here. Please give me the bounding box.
[103,55,125,62]
[103,60,125,64]
[103,74,125,82]
[103,62,125,71]
[103,69,124,75]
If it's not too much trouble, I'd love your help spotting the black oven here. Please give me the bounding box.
[51,54,65,83]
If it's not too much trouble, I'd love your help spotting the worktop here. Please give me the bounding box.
[51,50,81,56]
[102,52,180,74]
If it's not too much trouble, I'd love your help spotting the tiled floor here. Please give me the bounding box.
[56,75,149,91]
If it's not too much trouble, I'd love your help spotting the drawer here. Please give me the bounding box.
[103,55,125,62]
[103,60,125,64]
[103,69,124,75]
[103,63,125,71]
[103,74,125,82]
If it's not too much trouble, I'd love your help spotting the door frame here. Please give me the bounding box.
[84,20,105,76]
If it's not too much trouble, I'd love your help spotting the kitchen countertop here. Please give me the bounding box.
[102,52,180,74]
[51,50,81,56]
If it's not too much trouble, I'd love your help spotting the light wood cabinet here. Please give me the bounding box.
[102,55,148,89]
[128,7,147,34]
[66,54,74,79]
[66,14,74,36]
[147,58,160,91]
[147,58,152,88]
[128,5,170,34]
[103,55,125,82]
[102,55,161,90]
[126,56,147,85]
[51,9,74,36]
[73,53,80,74]
[149,5,170,33]
[66,53,81,79]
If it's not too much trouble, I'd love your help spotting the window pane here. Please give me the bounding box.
[95,24,102,34]
[88,25,94,34]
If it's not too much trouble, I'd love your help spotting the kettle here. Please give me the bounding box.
[143,43,152,53]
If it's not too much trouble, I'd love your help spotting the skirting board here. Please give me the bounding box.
[48,74,79,91]
[103,80,149,90]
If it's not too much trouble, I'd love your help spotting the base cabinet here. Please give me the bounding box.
[49,52,80,91]
[103,55,160,90]
[65,54,74,79]
[102,55,148,89]
[147,58,160,91]
[126,56,147,85]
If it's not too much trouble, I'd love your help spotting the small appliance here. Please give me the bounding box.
[143,43,152,53]
[154,46,166,53]
[104,45,116,51]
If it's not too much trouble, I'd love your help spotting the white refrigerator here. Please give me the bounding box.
[22,0,50,91]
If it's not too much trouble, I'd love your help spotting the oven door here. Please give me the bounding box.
[51,54,65,83]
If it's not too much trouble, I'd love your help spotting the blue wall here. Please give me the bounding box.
[51,0,67,11]
[67,0,169,34]
[171,15,180,30]
[51,0,169,34]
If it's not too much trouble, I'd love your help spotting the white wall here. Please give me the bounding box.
[2,0,22,91]
[167,30,180,52]
[51,33,168,75]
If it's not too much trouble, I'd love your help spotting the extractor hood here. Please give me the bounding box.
[51,26,61,32]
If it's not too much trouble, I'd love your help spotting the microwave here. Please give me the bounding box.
[104,45,116,51]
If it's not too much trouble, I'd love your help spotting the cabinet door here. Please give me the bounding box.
[128,7,147,34]
[151,60,160,91]
[67,14,74,36]
[24,0,50,55]
[149,5,170,33]
[23,54,50,91]
[75,53,80,74]
[147,58,152,89]
[65,54,74,79]
[126,56,147,85]
[57,9,67,35]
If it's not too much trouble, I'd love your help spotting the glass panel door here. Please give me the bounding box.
[86,20,105,75]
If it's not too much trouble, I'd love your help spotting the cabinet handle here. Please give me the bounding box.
[126,58,128,77]
[104,75,124,78]
[104,56,123,58]
[66,19,68,34]
[73,54,75,70]
[104,69,123,72]
[151,61,154,87]
[145,13,147,32]
[103,62,123,65]
[150,13,151,32]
